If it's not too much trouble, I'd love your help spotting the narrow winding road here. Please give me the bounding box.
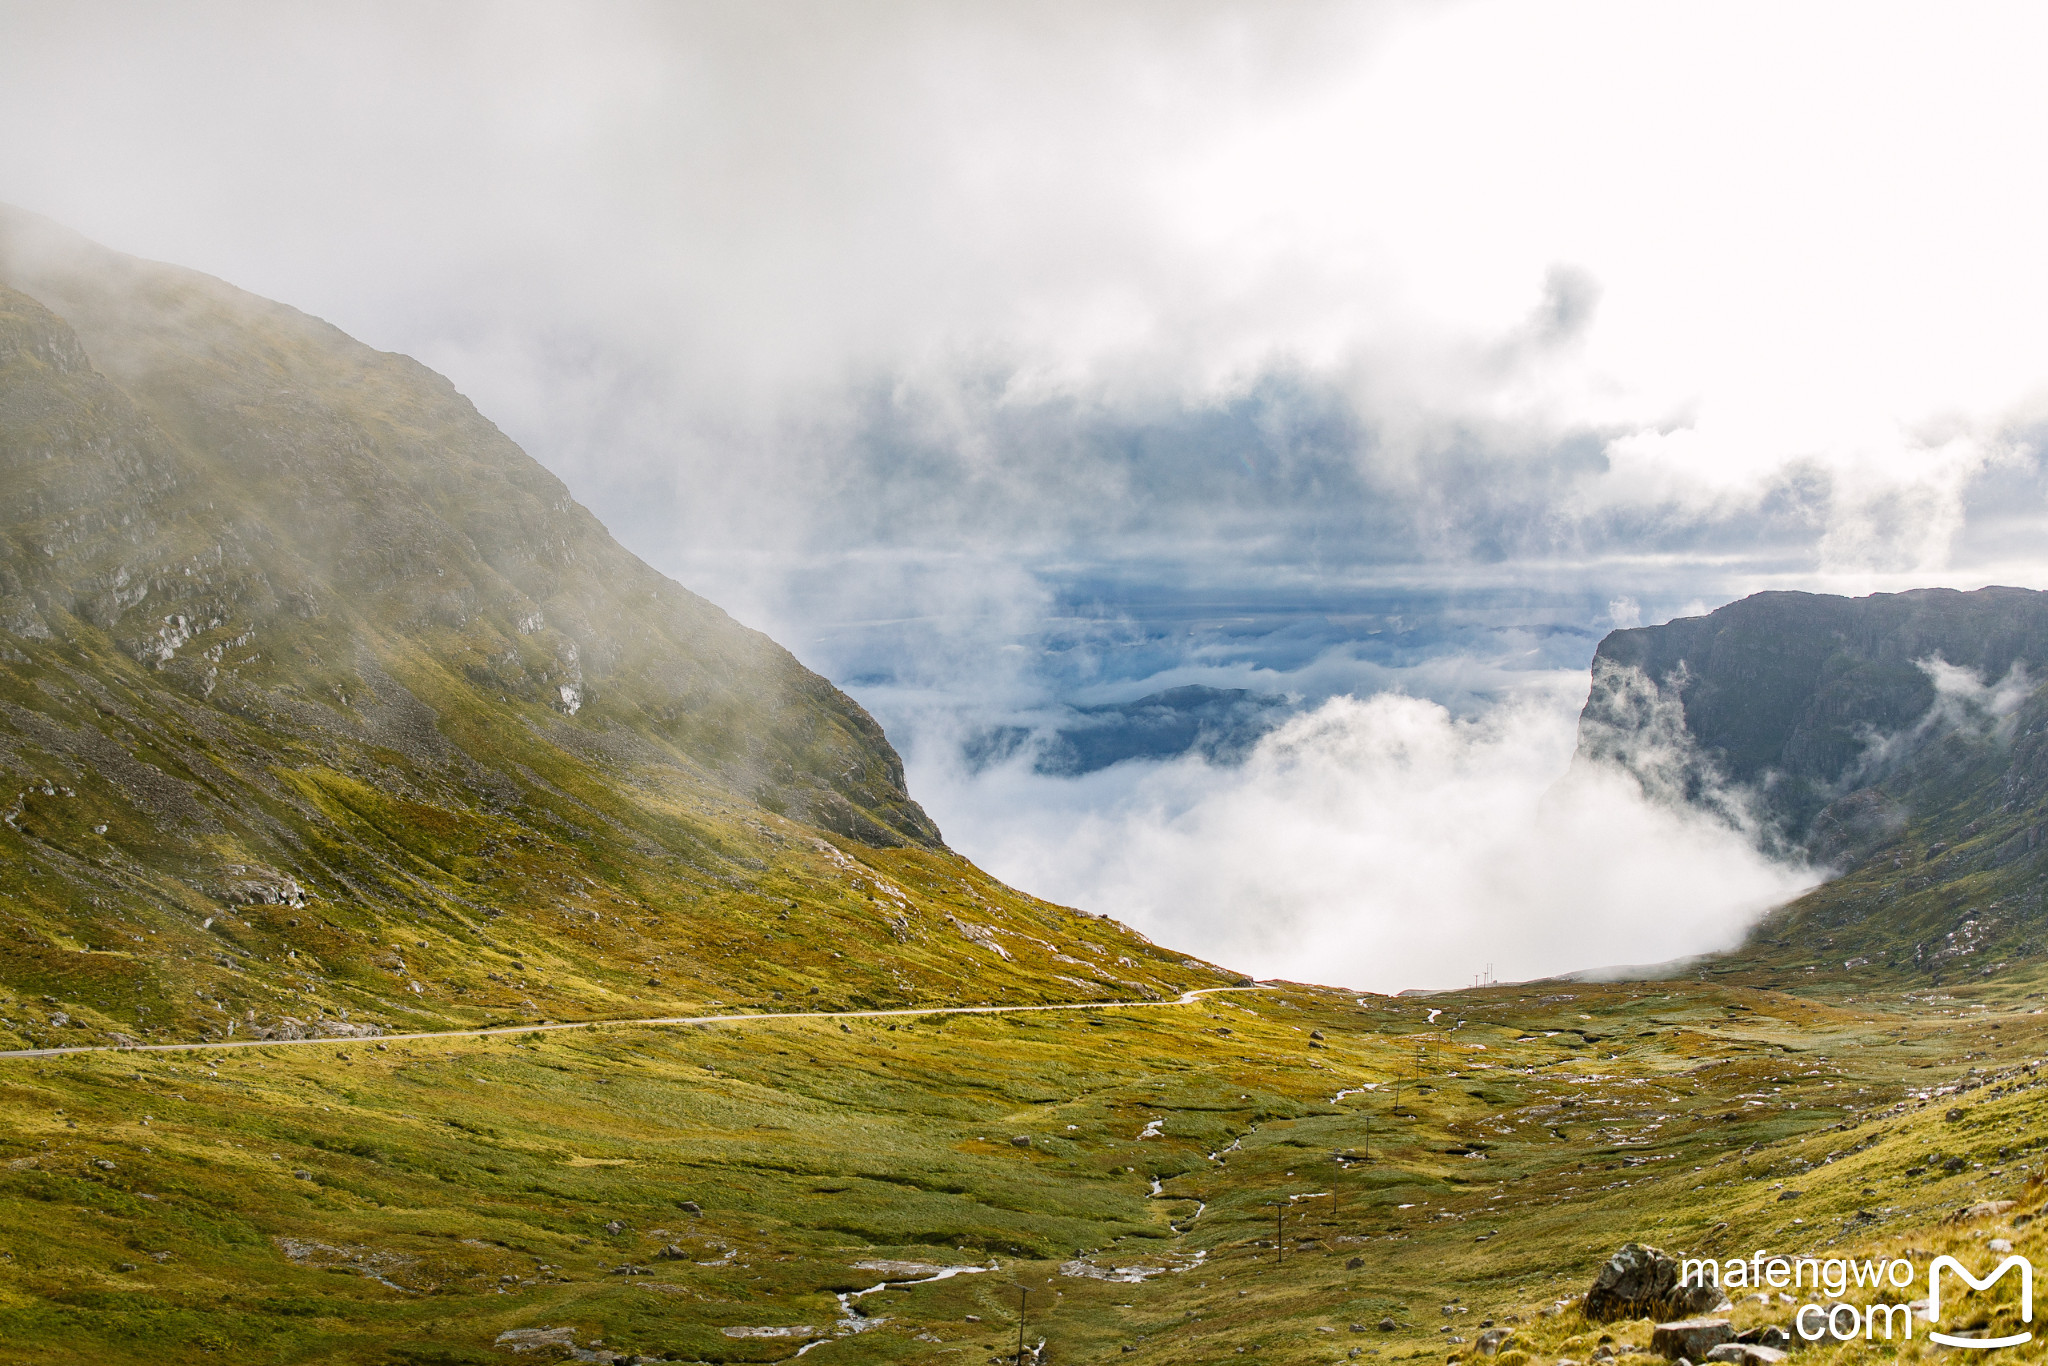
[0,985,1271,1060]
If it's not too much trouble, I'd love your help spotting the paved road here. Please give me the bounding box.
[0,985,1272,1061]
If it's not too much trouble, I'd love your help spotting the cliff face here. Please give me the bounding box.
[1579,586,2048,847]
[0,204,938,848]
[1577,586,2048,985]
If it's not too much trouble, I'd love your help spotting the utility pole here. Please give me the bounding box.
[1264,1199,1287,1265]
[1011,1282,1032,1366]
[1394,1042,1424,1117]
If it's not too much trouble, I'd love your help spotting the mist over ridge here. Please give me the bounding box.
[9,4,2048,990]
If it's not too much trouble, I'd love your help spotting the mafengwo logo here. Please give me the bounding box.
[1681,1251,2033,1347]
[1925,1254,2032,1350]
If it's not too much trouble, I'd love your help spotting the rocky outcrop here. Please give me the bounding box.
[249,1017,384,1041]
[1704,1346,1787,1365]
[1583,1243,1728,1323]
[1650,1318,1733,1361]
[1577,586,2048,847]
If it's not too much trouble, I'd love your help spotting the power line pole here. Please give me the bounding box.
[1011,1282,1032,1366]
[1264,1199,1287,1266]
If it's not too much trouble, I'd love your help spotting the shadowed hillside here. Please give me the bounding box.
[1577,587,2048,992]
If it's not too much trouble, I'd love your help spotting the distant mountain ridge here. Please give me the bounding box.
[1575,586,2048,988]
[1580,586,2048,846]
[965,684,1294,775]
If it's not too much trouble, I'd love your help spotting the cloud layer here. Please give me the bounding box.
[6,1,2048,604]
[919,680,1818,991]
[7,2,2048,983]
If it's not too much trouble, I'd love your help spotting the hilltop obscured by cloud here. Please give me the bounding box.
[6,0,2048,984]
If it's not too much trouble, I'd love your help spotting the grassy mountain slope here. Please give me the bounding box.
[0,209,1232,1058]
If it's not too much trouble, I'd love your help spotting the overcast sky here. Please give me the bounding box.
[6,1,2046,986]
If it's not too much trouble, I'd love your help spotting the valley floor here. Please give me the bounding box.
[3,974,2044,1365]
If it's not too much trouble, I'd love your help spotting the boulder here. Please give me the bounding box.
[315,1019,384,1038]
[1705,1347,1787,1365]
[1650,1319,1733,1361]
[1476,1327,1514,1355]
[496,1326,580,1354]
[1585,1243,1728,1322]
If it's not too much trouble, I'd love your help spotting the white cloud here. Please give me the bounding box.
[5,1,2047,988]
[6,2,2048,582]
[916,680,1818,991]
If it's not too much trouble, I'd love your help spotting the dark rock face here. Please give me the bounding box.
[1578,586,2048,848]
[1571,586,2048,987]
[1583,1242,1727,1323]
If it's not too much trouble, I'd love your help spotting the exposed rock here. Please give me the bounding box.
[496,1326,579,1353]
[1650,1319,1733,1361]
[221,867,307,907]
[948,917,1012,960]
[1475,1327,1514,1355]
[1705,1347,1786,1365]
[722,1325,823,1339]
[852,1259,950,1279]
[1058,1258,1171,1283]
[314,1019,384,1038]
[1585,1243,1728,1323]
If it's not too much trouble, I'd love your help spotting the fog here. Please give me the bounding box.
[915,671,1817,992]
[5,2,2048,985]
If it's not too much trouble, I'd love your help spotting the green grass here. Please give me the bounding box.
[5,975,2042,1364]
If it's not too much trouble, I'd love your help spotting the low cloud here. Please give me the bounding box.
[914,676,1818,992]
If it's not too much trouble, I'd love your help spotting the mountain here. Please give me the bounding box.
[1576,586,2048,989]
[0,206,1226,1052]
